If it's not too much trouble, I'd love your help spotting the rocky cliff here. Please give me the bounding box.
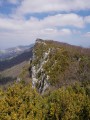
[30,39,90,93]
[30,39,50,93]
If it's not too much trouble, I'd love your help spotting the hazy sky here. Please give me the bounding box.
[0,0,90,49]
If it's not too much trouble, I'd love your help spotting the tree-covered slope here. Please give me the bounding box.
[30,39,90,93]
[0,81,90,120]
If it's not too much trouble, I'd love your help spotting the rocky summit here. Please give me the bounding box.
[29,39,90,93]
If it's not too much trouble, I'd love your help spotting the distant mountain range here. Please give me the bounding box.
[0,44,34,60]
[0,44,33,86]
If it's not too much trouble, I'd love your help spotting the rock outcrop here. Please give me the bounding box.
[30,39,50,93]
[30,39,90,93]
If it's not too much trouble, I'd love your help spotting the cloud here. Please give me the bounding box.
[43,13,84,28]
[60,29,72,35]
[84,32,90,37]
[0,13,87,47]
[0,16,72,37]
[0,17,23,30]
[0,13,85,32]
[40,28,72,36]
[0,13,75,48]
[0,0,90,49]
[16,0,90,15]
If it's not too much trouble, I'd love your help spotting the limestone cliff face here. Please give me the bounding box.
[31,39,50,93]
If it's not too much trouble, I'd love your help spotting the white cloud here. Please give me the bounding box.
[0,16,72,38]
[0,17,22,30]
[43,14,84,28]
[16,0,90,15]
[0,0,90,48]
[60,29,72,35]
[40,28,72,36]
[0,11,90,48]
[84,32,90,37]
[0,13,75,48]
[0,13,85,31]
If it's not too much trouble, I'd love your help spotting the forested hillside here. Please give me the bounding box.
[30,39,90,93]
[0,81,90,120]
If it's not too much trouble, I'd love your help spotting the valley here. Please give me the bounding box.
[0,45,33,87]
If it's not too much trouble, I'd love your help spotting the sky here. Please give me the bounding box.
[0,0,90,49]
